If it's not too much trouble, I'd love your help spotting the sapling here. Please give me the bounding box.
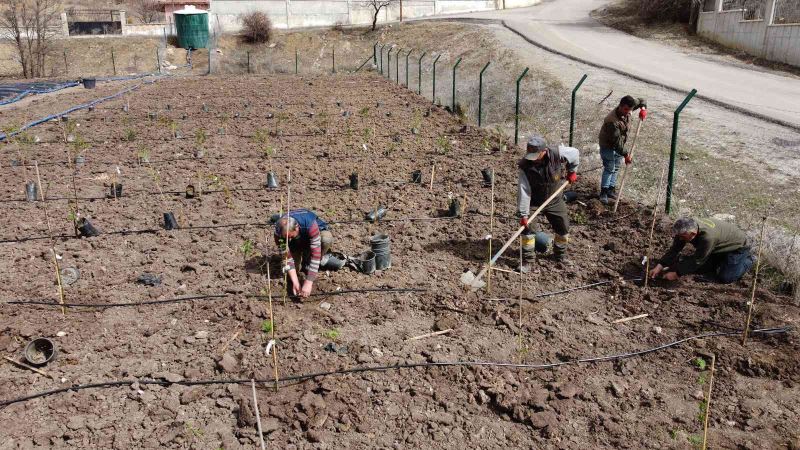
[122,128,137,142]
[260,319,273,334]
[241,238,255,262]
[358,106,370,118]
[436,135,452,155]
[322,329,340,341]
[137,146,150,164]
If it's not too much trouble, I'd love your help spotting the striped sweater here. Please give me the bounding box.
[274,209,327,282]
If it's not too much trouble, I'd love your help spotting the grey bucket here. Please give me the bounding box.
[25,181,38,202]
[109,183,123,198]
[411,171,422,184]
[448,198,462,218]
[349,173,359,190]
[24,338,57,366]
[370,234,391,270]
[365,205,387,223]
[163,212,178,230]
[82,78,96,89]
[357,250,376,275]
[266,172,279,189]
[481,168,494,186]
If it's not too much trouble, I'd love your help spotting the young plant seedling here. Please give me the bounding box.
[322,329,340,341]
[260,319,273,334]
[123,128,137,142]
[195,128,207,148]
[241,238,255,262]
[436,135,452,155]
[358,106,370,118]
[137,146,150,164]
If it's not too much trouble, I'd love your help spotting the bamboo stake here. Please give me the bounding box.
[251,380,267,450]
[742,215,768,345]
[3,356,52,378]
[487,173,495,294]
[35,162,66,315]
[613,118,644,213]
[266,260,280,392]
[283,169,292,305]
[702,354,716,450]
[429,165,435,191]
[407,329,452,341]
[612,313,649,324]
[643,164,669,291]
[517,236,524,359]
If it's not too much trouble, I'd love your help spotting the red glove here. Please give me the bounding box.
[520,216,529,227]
[624,155,633,165]
[566,172,578,184]
[639,107,647,121]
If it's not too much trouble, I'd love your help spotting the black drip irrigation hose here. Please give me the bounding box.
[533,278,641,298]
[0,326,790,408]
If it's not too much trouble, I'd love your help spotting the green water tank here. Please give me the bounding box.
[174,6,209,50]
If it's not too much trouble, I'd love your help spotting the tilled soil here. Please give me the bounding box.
[0,74,798,450]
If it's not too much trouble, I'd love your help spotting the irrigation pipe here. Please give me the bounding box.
[0,82,81,107]
[0,326,790,408]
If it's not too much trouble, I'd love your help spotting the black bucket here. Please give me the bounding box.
[109,183,123,198]
[349,173,359,190]
[266,172,279,189]
[481,168,494,187]
[186,185,196,199]
[163,212,178,230]
[23,338,57,366]
[411,170,422,184]
[82,78,96,89]
[563,191,578,203]
[357,250,376,275]
[370,234,391,270]
[76,218,100,237]
[448,198,462,218]
[74,155,86,166]
[25,181,38,202]
[365,205,387,223]
[321,253,346,271]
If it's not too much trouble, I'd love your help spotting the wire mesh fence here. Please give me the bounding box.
[722,0,767,19]
[774,0,800,23]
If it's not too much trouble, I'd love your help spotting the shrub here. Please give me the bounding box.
[241,11,273,44]
[636,0,694,24]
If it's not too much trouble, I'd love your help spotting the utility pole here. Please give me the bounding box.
[400,0,403,22]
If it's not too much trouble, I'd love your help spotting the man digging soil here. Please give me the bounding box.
[274,208,335,298]
[517,135,579,272]
[649,217,755,284]
[598,95,647,204]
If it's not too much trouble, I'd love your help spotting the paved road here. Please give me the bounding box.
[429,0,800,128]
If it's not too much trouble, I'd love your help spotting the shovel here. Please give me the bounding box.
[461,181,569,290]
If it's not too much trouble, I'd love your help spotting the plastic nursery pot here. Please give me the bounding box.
[82,78,96,89]
[481,168,494,187]
[163,212,178,230]
[448,198,462,218]
[357,250,376,275]
[349,173,359,190]
[320,253,346,271]
[74,155,86,166]
[25,181,38,202]
[266,172,279,189]
[76,218,101,237]
[365,205,387,223]
[194,149,204,159]
[11,160,21,167]
[563,191,578,203]
[411,170,422,184]
[534,232,552,253]
[370,234,391,271]
[23,338,57,366]
[185,185,196,199]
[109,183,123,198]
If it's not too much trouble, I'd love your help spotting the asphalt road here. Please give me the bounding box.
[429,0,800,128]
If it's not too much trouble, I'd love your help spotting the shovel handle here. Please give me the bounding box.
[472,181,569,284]
[613,119,643,213]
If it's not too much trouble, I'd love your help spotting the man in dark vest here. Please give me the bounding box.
[598,95,647,204]
[649,217,754,283]
[274,209,335,297]
[517,135,579,271]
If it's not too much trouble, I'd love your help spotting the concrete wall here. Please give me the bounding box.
[698,0,800,66]
[208,0,535,32]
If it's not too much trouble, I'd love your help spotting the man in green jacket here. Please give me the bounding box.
[597,95,647,204]
[649,217,754,284]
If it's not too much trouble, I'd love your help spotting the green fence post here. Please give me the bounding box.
[395,48,401,83]
[514,67,529,146]
[247,51,251,74]
[451,57,463,112]
[295,50,298,74]
[405,48,413,87]
[332,47,336,73]
[379,44,387,74]
[478,61,490,127]
[387,47,393,79]
[111,48,117,76]
[569,74,587,147]
[158,48,163,74]
[432,54,441,104]
[417,51,426,95]
[665,88,698,214]
[373,42,378,66]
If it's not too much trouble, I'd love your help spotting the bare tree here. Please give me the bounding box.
[131,0,163,24]
[368,0,395,31]
[0,0,61,78]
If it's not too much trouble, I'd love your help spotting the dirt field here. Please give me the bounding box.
[0,73,798,449]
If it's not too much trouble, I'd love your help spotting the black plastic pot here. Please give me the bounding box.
[82,78,96,89]
[109,183,123,198]
[74,155,86,166]
[163,212,178,230]
[448,198,462,218]
[186,185,196,199]
[24,338,57,366]
[25,181,38,202]
[349,173,359,190]
[563,191,578,203]
[370,234,391,270]
[365,205,387,223]
[266,172,279,189]
[321,253,346,271]
[481,168,494,187]
[11,160,21,167]
[77,218,100,237]
[411,170,422,184]
[357,250,376,275]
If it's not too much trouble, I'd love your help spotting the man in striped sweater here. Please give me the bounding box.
[274,209,334,298]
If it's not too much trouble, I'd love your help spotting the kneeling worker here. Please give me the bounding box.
[274,208,334,297]
[517,135,579,270]
[649,217,754,284]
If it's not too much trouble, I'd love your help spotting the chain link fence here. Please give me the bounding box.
[775,0,800,23]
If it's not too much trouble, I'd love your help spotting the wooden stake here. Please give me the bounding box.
[4,356,52,379]
[702,354,716,450]
[407,329,452,341]
[517,236,524,358]
[643,164,669,291]
[35,162,66,315]
[742,215,768,345]
[612,313,649,324]
[429,165,435,191]
[251,380,267,450]
[266,259,280,392]
[487,173,495,294]
[613,118,643,213]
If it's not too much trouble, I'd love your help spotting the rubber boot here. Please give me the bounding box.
[518,231,537,273]
[552,234,572,266]
[599,188,609,205]
[607,187,618,200]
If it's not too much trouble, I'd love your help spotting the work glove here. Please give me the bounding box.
[638,107,647,121]
[519,216,529,227]
[566,172,578,184]
[624,155,633,165]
